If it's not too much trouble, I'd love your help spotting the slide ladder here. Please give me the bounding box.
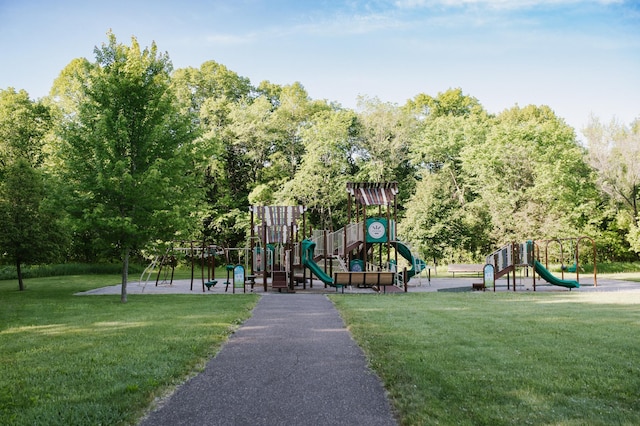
[334,255,349,273]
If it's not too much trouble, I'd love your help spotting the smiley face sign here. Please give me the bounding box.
[368,221,386,239]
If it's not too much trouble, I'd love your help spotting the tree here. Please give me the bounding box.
[402,89,491,260]
[404,87,484,119]
[0,88,65,290]
[171,60,257,248]
[56,33,204,302]
[399,170,467,266]
[583,116,640,255]
[172,60,253,122]
[584,117,640,222]
[267,82,329,183]
[462,105,597,244]
[353,96,415,186]
[279,109,358,229]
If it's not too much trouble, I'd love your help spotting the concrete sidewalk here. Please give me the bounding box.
[139,294,397,425]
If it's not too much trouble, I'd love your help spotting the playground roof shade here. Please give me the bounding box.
[251,205,306,243]
[346,182,398,206]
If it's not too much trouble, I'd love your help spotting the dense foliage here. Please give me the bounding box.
[1,33,639,291]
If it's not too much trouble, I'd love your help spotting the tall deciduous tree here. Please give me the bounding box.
[404,87,484,119]
[402,89,491,261]
[279,109,358,229]
[56,33,204,302]
[462,105,596,244]
[354,96,415,187]
[172,61,255,247]
[584,116,640,254]
[584,117,640,224]
[267,82,328,183]
[0,88,65,290]
[399,169,467,266]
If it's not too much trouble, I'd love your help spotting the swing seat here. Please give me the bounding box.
[204,280,218,290]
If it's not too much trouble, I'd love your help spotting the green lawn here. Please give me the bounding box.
[3,274,640,425]
[331,291,640,426]
[0,276,258,425]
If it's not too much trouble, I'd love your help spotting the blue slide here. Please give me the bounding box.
[533,260,579,289]
[392,240,427,279]
[301,239,335,286]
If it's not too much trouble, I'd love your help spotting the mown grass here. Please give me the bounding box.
[0,263,144,281]
[331,292,640,425]
[0,275,258,425]
[0,262,229,282]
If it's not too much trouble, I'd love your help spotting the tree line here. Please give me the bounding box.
[1,33,639,298]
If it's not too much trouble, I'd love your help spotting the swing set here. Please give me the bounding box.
[539,236,598,287]
[138,240,225,292]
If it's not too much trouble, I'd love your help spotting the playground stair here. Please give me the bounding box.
[334,255,349,272]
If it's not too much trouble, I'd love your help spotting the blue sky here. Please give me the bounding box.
[1,0,638,137]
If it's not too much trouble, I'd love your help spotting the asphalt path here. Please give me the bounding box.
[139,294,397,425]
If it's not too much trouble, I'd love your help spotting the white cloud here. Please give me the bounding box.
[394,0,623,9]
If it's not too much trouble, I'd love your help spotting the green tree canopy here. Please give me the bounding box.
[279,109,358,229]
[462,105,597,243]
[55,32,205,302]
[584,116,640,254]
[0,88,65,290]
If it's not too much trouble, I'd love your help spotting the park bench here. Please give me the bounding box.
[333,271,396,293]
[447,264,484,277]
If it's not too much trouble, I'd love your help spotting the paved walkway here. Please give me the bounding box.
[139,294,397,425]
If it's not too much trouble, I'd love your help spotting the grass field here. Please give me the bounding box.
[0,275,258,425]
[331,291,640,425]
[2,272,640,425]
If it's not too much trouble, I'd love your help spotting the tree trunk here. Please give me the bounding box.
[16,259,25,291]
[633,184,638,227]
[121,248,129,303]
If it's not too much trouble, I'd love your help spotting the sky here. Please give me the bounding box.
[0,0,638,138]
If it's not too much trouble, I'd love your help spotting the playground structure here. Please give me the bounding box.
[138,182,429,294]
[243,182,429,293]
[138,199,596,294]
[299,182,428,292]
[483,237,597,291]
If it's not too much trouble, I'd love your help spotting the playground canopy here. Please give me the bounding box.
[251,205,306,244]
[346,182,398,206]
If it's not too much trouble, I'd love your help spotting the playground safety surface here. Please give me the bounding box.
[77,274,640,295]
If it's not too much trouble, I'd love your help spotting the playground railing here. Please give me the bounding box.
[486,243,514,272]
[311,223,363,258]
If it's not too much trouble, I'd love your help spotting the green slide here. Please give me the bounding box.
[533,260,580,289]
[301,239,335,286]
[392,240,427,279]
